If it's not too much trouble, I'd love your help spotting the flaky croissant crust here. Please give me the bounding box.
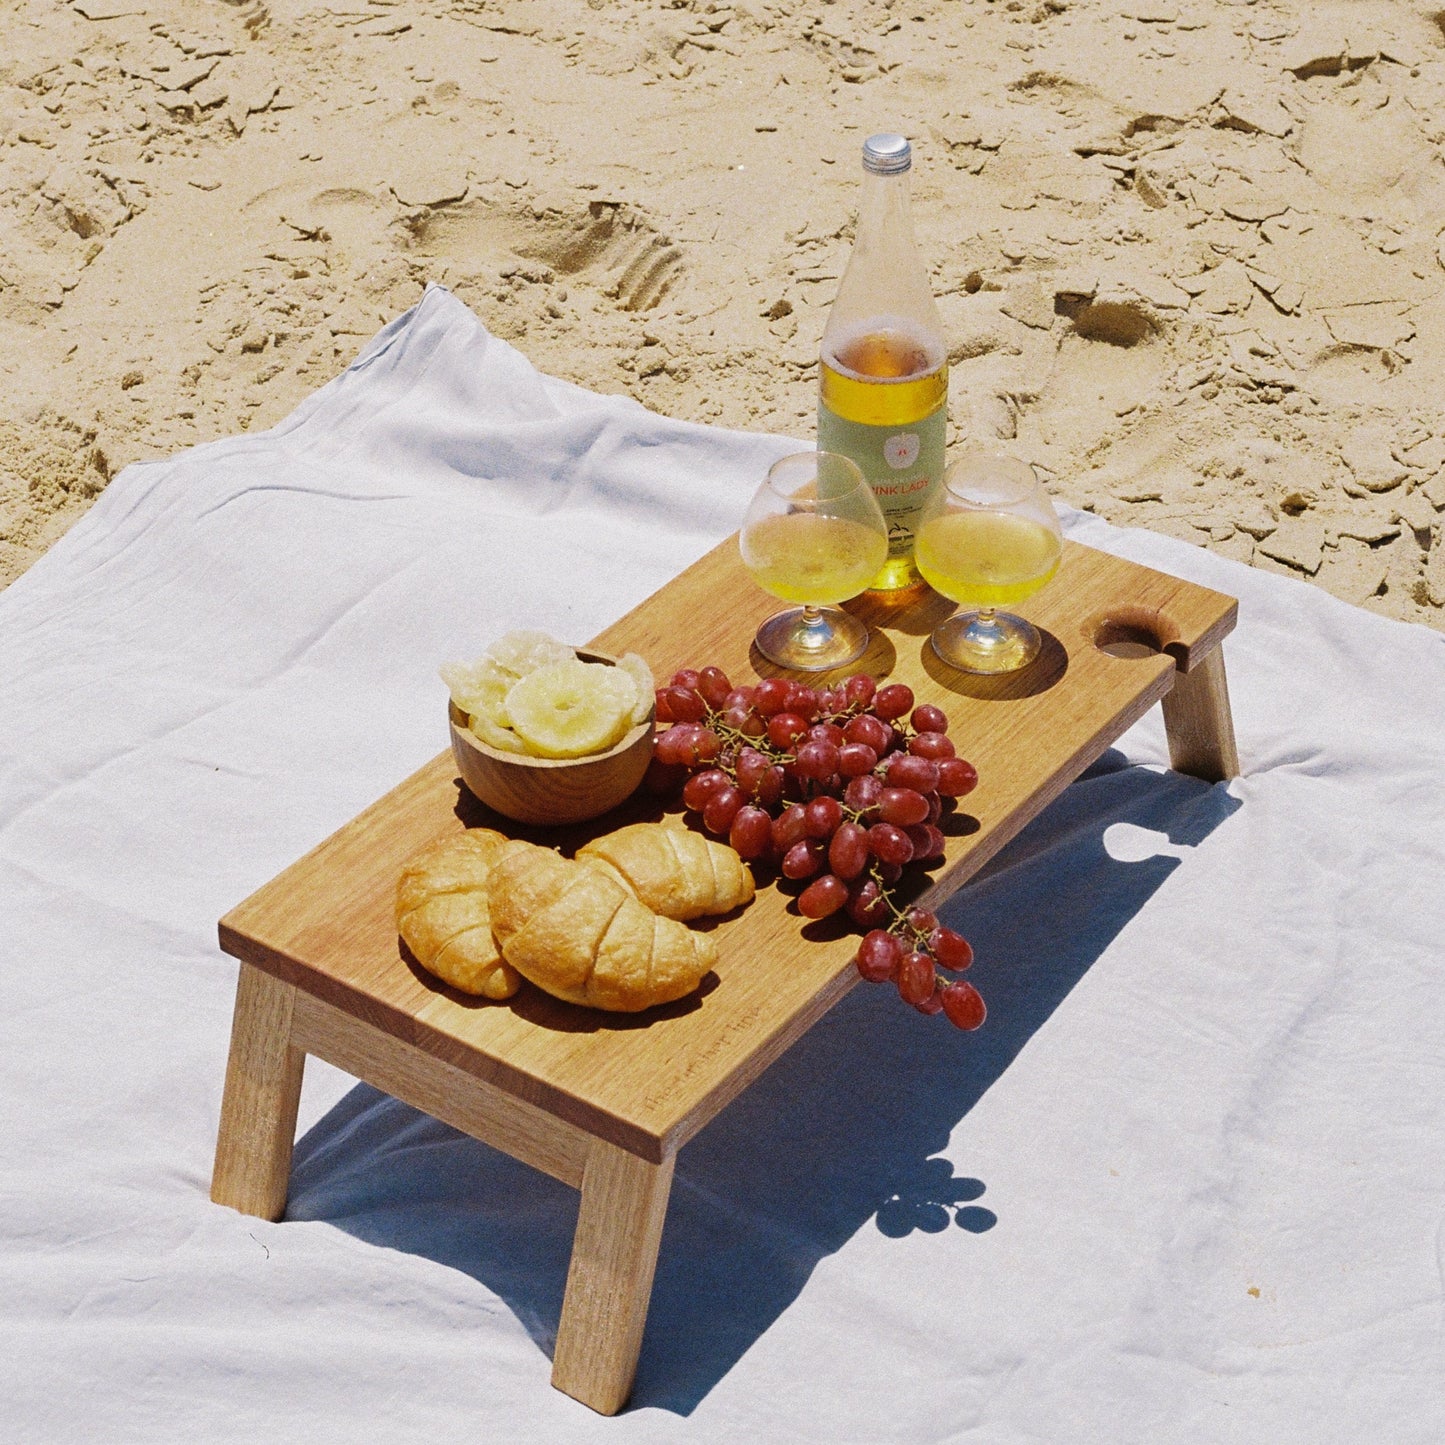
[488,841,717,1012]
[576,822,755,921]
[394,828,527,999]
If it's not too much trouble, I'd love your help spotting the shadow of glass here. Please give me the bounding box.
[286,752,1240,1414]
[847,581,954,637]
[920,627,1069,701]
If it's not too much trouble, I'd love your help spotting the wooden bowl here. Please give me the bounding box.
[448,649,656,826]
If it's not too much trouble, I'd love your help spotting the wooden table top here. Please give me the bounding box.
[219,536,1236,1163]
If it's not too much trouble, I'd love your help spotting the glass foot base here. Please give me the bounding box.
[931,611,1041,675]
[755,606,869,672]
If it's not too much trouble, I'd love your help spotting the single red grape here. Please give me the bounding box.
[682,767,730,812]
[843,713,891,754]
[910,731,956,760]
[808,721,846,749]
[873,683,915,721]
[671,668,701,690]
[754,677,791,716]
[828,821,870,880]
[846,877,890,928]
[768,712,809,750]
[885,754,940,794]
[702,785,744,835]
[867,822,914,866]
[804,796,843,839]
[730,805,773,861]
[926,792,943,825]
[844,673,877,708]
[697,666,732,709]
[784,682,821,719]
[798,873,848,918]
[855,929,901,982]
[911,704,948,734]
[772,804,809,851]
[941,981,986,1030]
[929,927,974,970]
[843,774,882,817]
[795,739,841,781]
[878,786,929,827]
[735,747,771,797]
[897,951,936,1006]
[723,686,756,710]
[839,742,878,778]
[906,907,938,934]
[664,686,706,723]
[875,860,903,886]
[936,758,978,797]
[654,687,676,723]
[782,839,825,880]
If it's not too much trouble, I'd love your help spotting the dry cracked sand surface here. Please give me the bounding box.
[4,0,1445,627]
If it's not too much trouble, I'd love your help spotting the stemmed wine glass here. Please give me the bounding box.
[739,451,889,671]
[914,451,1063,674]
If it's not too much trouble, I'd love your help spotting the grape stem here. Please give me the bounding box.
[702,697,921,800]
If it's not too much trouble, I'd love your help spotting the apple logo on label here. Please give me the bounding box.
[884,432,920,470]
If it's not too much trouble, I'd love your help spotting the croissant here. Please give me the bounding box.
[488,841,717,1012]
[576,822,755,921]
[395,829,530,999]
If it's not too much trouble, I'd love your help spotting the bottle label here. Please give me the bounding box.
[817,400,946,561]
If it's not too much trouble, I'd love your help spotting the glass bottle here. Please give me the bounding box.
[818,133,948,592]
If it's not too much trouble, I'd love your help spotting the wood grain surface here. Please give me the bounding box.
[219,537,1237,1163]
[210,964,306,1221]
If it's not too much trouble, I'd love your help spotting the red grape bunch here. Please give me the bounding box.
[646,666,987,1030]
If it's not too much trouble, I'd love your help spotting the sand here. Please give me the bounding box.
[2,0,1443,626]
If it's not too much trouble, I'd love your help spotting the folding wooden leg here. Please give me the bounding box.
[552,1140,676,1415]
[211,963,305,1221]
[1162,644,1240,783]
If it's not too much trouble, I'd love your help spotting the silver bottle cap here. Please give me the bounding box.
[862,133,911,175]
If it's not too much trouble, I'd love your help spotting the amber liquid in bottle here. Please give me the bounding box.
[820,329,949,427]
[818,325,948,591]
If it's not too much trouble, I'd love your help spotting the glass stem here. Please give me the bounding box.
[797,604,836,654]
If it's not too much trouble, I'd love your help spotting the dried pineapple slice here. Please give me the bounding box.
[505,660,635,759]
[467,708,529,754]
[440,658,513,724]
[617,652,656,725]
[485,629,575,680]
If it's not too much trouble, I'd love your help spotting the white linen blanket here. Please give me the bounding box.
[2,286,1442,1442]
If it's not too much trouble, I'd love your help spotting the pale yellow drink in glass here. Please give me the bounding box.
[742,512,890,606]
[918,451,1063,675]
[914,512,1062,609]
[740,450,888,671]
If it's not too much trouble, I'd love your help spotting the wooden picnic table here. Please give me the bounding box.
[211,535,1238,1414]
